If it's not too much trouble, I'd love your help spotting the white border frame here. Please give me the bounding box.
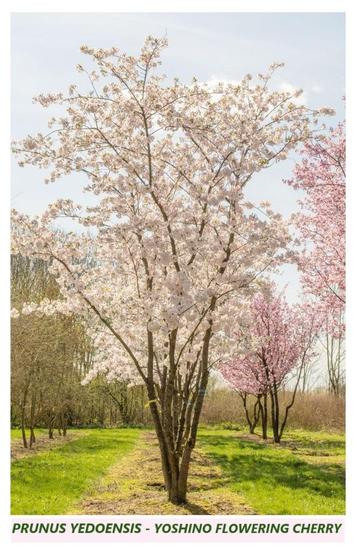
[1,2,356,549]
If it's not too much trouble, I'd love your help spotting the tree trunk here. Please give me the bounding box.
[20,385,29,448]
[141,310,212,504]
[241,392,253,433]
[21,413,28,449]
[260,394,268,439]
[146,368,209,504]
[48,412,55,439]
[157,436,195,505]
[251,396,261,434]
[140,385,145,423]
[60,411,67,436]
[29,393,36,448]
[278,360,305,442]
[271,387,281,443]
[29,427,36,447]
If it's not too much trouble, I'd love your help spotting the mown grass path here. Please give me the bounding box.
[71,431,253,515]
[11,428,140,514]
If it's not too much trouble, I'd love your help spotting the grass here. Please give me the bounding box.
[198,427,345,515]
[11,426,345,515]
[11,428,140,514]
[11,428,47,440]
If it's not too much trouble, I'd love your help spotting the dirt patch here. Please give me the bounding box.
[236,433,345,465]
[238,433,264,442]
[11,431,83,462]
[70,431,255,515]
[237,433,277,445]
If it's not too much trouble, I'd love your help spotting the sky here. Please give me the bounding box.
[11,12,345,302]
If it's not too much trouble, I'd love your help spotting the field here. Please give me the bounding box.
[11,427,345,515]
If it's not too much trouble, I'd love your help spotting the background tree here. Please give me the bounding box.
[220,290,318,443]
[288,122,345,309]
[319,307,345,396]
[287,122,345,393]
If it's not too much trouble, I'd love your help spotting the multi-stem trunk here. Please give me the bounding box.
[144,326,211,504]
[150,385,208,504]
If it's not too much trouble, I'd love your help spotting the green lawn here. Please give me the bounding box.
[11,426,345,515]
[11,428,140,514]
[198,427,345,515]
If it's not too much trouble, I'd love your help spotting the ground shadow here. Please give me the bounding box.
[181,501,211,515]
[199,434,345,501]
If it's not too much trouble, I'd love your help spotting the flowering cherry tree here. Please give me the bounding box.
[287,122,345,394]
[11,37,330,503]
[287,122,345,313]
[220,290,318,442]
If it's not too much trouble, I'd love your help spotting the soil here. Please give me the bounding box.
[11,431,83,462]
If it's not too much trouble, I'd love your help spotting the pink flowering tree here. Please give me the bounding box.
[287,122,345,393]
[11,37,330,503]
[220,290,318,443]
[287,122,345,311]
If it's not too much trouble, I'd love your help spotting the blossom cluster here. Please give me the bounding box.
[287,122,345,325]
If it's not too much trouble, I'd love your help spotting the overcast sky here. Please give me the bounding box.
[11,12,345,302]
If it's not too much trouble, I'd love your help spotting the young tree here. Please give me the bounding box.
[220,347,269,438]
[11,37,330,503]
[220,291,318,443]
